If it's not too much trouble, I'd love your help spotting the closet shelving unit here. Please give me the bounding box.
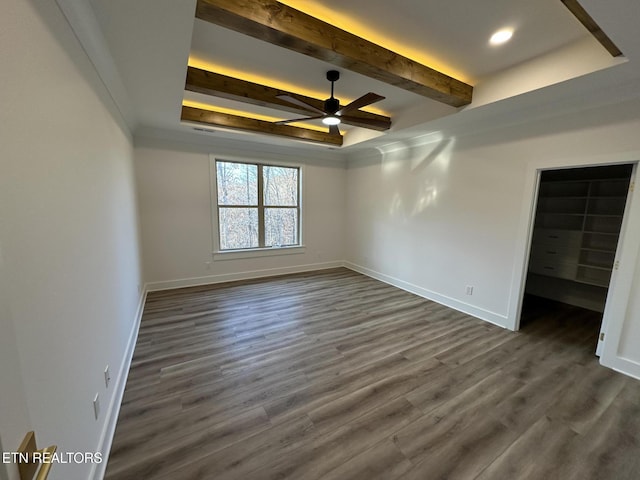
[526,166,632,312]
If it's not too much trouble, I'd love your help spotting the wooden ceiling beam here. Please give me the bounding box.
[195,0,473,107]
[561,0,623,57]
[181,106,343,146]
[185,67,391,131]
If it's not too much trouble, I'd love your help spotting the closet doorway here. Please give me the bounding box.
[522,163,634,356]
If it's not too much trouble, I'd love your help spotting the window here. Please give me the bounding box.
[215,160,301,251]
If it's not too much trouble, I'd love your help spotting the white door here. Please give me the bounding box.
[0,242,31,480]
[596,164,637,356]
[0,437,9,480]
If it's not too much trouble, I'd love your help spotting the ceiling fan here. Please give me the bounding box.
[275,70,386,135]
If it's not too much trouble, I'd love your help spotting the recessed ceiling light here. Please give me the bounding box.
[489,28,514,46]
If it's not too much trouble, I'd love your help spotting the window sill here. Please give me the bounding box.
[213,245,306,261]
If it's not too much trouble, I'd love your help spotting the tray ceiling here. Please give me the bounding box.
[86,0,628,149]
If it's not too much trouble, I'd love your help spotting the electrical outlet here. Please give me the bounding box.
[466,285,474,296]
[93,394,100,420]
[104,365,111,389]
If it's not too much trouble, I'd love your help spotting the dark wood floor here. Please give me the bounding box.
[105,268,640,480]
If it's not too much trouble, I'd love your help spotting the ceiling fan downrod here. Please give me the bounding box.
[325,70,340,114]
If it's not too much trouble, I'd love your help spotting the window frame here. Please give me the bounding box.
[209,154,305,260]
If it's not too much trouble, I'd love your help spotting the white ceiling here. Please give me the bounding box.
[276,0,588,82]
[80,0,640,151]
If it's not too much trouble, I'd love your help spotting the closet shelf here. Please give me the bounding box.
[583,230,619,236]
[577,263,613,272]
[580,247,616,253]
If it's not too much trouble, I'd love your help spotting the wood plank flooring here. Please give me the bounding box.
[105,268,640,480]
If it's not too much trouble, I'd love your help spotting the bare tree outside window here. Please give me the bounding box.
[216,160,300,250]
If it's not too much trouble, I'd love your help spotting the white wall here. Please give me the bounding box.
[346,133,521,325]
[470,37,624,109]
[134,136,346,289]
[0,1,142,479]
[346,98,640,371]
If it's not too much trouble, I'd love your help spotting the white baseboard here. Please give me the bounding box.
[90,286,148,480]
[145,261,344,292]
[601,356,640,381]
[344,262,509,329]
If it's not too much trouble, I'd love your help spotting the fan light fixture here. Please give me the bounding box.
[322,116,341,126]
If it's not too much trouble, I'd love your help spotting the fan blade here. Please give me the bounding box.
[337,93,385,116]
[339,114,391,130]
[329,124,341,136]
[275,115,324,125]
[276,94,326,115]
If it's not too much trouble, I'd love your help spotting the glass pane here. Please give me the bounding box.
[265,208,298,247]
[263,166,298,206]
[216,161,258,205]
[219,208,259,250]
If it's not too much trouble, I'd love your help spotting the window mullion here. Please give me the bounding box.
[257,164,265,247]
